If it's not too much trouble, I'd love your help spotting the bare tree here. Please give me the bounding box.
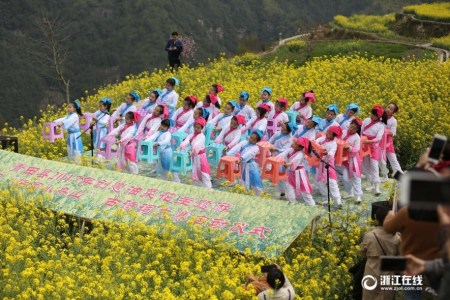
[40,15,72,103]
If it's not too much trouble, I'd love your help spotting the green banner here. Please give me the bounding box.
[0,150,321,257]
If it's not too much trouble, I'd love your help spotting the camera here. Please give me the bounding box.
[400,171,450,222]
[380,256,407,272]
[261,264,277,273]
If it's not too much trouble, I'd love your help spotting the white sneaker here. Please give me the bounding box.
[365,183,374,191]
[374,183,381,196]
[356,196,362,203]
[342,192,354,199]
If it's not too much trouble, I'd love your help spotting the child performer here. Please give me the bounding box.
[227,130,264,195]
[93,97,111,151]
[54,100,84,163]
[112,91,139,125]
[179,117,212,188]
[157,77,179,118]
[136,105,165,140]
[277,137,315,205]
[289,90,315,125]
[214,115,246,151]
[207,101,236,136]
[209,83,224,105]
[138,90,161,117]
[108,111,140,174]
[335,103,360,131]
[361,105,387,195]
[196,94,221,119]
[171,95,197,131]
[380,102,403,180]
[341,118,363,203]
[179,107,210,135]
[319,104,339,133]
[269,122,297,156]
[234,91,256,122]
[244,104,270,136]
[293,116,322,141]
[256,87,275,118]
[145,119,173,180]
[267,98,289,138]
[316,125,343,207]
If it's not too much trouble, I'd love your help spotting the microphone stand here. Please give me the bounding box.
[76,112,109,166]
[312,150,343,227]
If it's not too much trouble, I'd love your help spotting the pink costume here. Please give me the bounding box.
[136,114,162,141]
[277,147,315,205]
[214,125,242,149]
[290,102,312,125]
[179,124,212,188]
[171,107,194,131]
[108,122,138,174]
[341,130,363,197]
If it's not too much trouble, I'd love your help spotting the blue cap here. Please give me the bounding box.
[171,77,180,86]
[287,122,298,133]
[346,103,360,114]
[327,104,338,114]
[100,97,112,105]
[201,107,210,120]
[311,115,323,131]
[73,99,81,109]
[261,87,272,95]
[240,91,249,100]
[252,129,264,139]
[130,91,141,102]
[228,100,239,109]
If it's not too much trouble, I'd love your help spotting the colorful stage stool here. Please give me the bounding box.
[43,122,64,142]
[360,136,372,158]
[137,140,159,163]
[171,131,188,150]
[266,119,282,138]
[261,156,288,185]
[206,143,225,167]
[255,141,273,168]
[335,140,349,166]
[170,150,193,176]
[108,116,119,133]
[204,123,216,146]
[79,113,95,134]
[286,110,298,125]
[216,156,241,183]
[306,141,324,168]
[97,136,118,160]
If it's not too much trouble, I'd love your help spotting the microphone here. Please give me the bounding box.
[312,149,321,158]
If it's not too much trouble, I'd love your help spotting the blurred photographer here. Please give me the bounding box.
[383,139,450,299]
[246,264,295,300]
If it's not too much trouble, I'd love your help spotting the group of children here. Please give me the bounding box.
[54,77,403,207]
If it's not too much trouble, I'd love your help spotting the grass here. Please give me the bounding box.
[262,39,436,66]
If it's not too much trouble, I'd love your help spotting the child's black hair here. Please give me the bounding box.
[371,109,388,125]
[205,94,221,109]
[211,84,220,94]
[388,102,399,113]
[184,96,196,108]
[266,269,285,290]
[252,132,262,143]
[166,78,176,87]
[125,111,134,121]
[284,122,292,133]
[350,119,362,135]
[161,119,171,128]
[350,108,358,113]
[100,100,111,112]
[155,105,164,115]
[256,107,268,118]
[71,102,83,116]
[128,93,137,102]
[195,107,209,121]
[276,101,286,109]
[226,101,235,110]
[152,90,160,100]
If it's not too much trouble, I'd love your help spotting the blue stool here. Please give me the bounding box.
[137,140,159,163]
[206,143,225,167]
[171,131,188,150]
[170,150,193,175]
[286,110,298,125]
[204,123,216,146]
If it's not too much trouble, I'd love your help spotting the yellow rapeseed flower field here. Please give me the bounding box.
[404,2,450,22]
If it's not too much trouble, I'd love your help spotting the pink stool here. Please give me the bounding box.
[108,116,119,133]
[43,122,64,142]
[335,140,349,166]
[255,141,273,168]
[266,119,282,138]
[97,136,118,160]
[79,113,95,134]
[261,156,288,185]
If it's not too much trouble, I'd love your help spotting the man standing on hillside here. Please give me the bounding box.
[165,31,183,71]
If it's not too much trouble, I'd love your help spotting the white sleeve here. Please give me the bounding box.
[208,113,221,125]
[227,130,241,149]
[111,103,124,117]
[59,114,78,130]
[226,141,244,157]
[241,145,259,162]
[158,132,172,147]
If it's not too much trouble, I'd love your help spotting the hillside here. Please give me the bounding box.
[0,0,438,127]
